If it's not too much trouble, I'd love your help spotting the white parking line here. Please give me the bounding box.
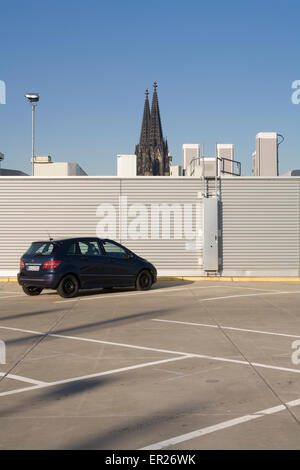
[0,285,284,303]
[0,325,45,335]
[0,355,192,397]
[0,295,25,300]
[198,290,300,302]
[0,290,25,294]
[0,372,46,385]
[52,286,221,304]
[153,319,300,339]
[140,398,300,450]
[0,324,203,357]
[1,325,300,376]
[53,285,279,304]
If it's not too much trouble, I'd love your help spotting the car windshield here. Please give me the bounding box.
[25,242,57,257]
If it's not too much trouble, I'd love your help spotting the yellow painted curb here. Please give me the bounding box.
[158,276,300,282]
[1,276,300,283]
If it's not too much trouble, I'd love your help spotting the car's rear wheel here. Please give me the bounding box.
[22,286,43,296]
[57,275,79,298]
[136,270,153,291]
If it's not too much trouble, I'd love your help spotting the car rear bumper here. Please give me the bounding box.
[17,272,60,289]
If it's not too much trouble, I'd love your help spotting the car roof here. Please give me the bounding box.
[32,237,105,243]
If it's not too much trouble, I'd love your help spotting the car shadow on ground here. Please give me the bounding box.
[41,279,194,298]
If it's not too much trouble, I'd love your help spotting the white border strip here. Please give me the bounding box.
[0,372,46,385]
[0,294,25,299]
[53,285,278,304]
[1,325,300,376]
[153,319,300,339]
[0,355,192,397]
[140,399,300,450]
[54,288,300,304]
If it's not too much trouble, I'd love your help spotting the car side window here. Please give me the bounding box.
[78,241,101,256]
[67,243,78,255]
[102,241,128,258]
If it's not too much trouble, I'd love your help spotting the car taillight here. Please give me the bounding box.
[42,260,61,269]
[20,260,25,269]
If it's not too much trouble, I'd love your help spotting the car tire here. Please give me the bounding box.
[136,270,153,291]
[57,275,79,298]
[22,286,43,296]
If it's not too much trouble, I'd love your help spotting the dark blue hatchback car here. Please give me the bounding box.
[18,237,157,298]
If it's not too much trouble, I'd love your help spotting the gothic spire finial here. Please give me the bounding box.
[150,81,163,147]
[138,87,151,147]
[136,83,170,176]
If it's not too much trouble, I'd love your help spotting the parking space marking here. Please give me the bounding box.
[0,325,45,335]
[1,324,300,377]
[0,372,46,385]
[0,355,192,398]
[198,290,300,302]
[0,295,25,300]
[140,397,300,450]
[153,319,300,339]
[44,355,193,386]
[0,291,24,294]
[53,285,280,304]
[52,286,223,304]
[1,282,300,449]
[55,288,300,305]
[0,324,205,358]
[0,285,285,303]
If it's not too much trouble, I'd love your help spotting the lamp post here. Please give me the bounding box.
[25,93,39,176]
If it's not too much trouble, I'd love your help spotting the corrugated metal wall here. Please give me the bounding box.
[221,178,300,276]
[1,176,300,277]
[120,178,203,275]
[0,177,204,276]
[0,178,121,276]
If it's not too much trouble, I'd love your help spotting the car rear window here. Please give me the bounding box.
[25,242,57,256]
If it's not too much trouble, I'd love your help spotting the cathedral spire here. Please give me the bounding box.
[150,81,163,147]
[135,83,170,176]
[139,89,151,146]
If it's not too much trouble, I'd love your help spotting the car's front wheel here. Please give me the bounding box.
[57,275,79,298]
[22,286,43,296]
[136,270,153,291]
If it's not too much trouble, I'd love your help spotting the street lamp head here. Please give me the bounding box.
[25,93,39,103]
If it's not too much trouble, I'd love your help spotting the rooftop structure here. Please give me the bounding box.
[135,83,170,176]
[33,156,87,176]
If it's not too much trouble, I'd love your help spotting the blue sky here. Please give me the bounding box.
[0,0,299,176]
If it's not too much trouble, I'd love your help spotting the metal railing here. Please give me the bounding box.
[188,156,241,177]
[216,156,241,177]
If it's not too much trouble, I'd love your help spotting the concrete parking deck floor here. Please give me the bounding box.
[0,280,300,449]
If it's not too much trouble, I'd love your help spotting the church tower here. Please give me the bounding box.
[135,83,170,176]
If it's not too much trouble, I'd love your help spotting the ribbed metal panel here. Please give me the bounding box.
[221,178,300,276]
[0,177,204,276]
[0,178,120,273]
[120,178,203,273]
[2,176,299,278]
